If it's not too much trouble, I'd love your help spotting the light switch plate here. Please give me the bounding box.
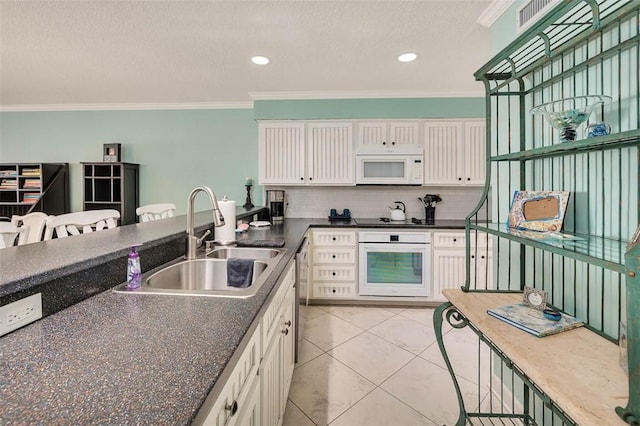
[0,293,43,336]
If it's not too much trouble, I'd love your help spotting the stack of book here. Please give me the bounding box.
[22,193,41,204]
[0,169,17,177]
[0,179,18,189]
[22,179,40,189]
[21,168,41,177]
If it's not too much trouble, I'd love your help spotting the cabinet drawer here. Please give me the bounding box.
[312,230,356,246]
[432,232,465,248]
[312,248,356,264]
[312,283,357,298]
[261,262,294,356]
[312,265,356,282]
[204,326,261,426]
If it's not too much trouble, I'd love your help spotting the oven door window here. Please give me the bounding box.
[359,243,430,297]
[366,252,423,284]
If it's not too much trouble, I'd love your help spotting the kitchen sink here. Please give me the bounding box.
[113,248,285,298]
[207,247,281,260]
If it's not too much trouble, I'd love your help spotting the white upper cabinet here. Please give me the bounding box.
[259,122,306,185]
[357,121,420,148]
[259,121,354,186]
[307,122,354,185]
[423,119,486,186]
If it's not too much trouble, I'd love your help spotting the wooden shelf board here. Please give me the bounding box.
[443,289,628,425]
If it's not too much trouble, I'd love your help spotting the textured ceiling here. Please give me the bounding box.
[0,0,493,107]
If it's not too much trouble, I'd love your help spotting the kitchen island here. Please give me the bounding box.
[0,215,465,424]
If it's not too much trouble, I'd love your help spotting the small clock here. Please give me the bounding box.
[523,286,548,311]
[103,143,121,163]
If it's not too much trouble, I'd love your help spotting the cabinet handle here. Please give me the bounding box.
[300,177,304,181]
[282,328,289,335]
[391,141,396,145]
[481,255,485,259]
[309,177,313,181]
[284,320,292,327]
[332,289,336,293]
[458,177,462,181]
[471,255,475,259]
[332,272,336,276]
[332,254,336,259]
[382,141,387,145]
[453,238,457,242]
[225,400,238,416]
[332,237,336,241]
[467,177,471,181]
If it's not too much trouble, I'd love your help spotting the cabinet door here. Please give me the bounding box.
[431,248,466,302]
[230,374,261,426]
[307,122,354,185]
[463,120,486,185]
[423,121,463,185]
[258,122,306,185]
[280,286,296,415]
[389,121,420,146]
[470,251,493,291]
[259,331,281,426]
[357,121,387,147]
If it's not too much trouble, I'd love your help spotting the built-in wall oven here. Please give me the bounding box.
[358,231,431,296]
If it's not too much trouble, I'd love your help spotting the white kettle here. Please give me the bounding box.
[389,201,406,221]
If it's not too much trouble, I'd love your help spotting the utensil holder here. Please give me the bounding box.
[425,206,435,225]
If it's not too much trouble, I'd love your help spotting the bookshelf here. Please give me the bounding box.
[82,162,139,225]
[0,163,69,218]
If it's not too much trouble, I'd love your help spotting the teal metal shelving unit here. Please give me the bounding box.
[435,0,639,424]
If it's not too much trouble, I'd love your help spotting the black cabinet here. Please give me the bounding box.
[82,162,139,225]
[0,163,69,218]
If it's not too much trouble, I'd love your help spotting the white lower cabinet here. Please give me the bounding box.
[310,229,357,300]
[203,326,261,426]
[203,261,295,426]
[432,231,493,302]
[259,263,296,426]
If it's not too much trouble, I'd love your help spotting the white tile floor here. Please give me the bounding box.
[284,304,490,426]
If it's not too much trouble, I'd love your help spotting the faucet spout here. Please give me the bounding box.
[186,186,225,259]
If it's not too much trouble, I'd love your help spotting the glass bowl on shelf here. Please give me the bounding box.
[530,95,611,142]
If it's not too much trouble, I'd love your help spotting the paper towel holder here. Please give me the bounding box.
[214,196,238,246]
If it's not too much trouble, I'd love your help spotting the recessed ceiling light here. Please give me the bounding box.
[398,53,417,63]
[251,56,270,65]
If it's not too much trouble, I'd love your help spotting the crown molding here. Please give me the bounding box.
[477,0,515,27]
[0,102,254,112]
[249,90,485,101]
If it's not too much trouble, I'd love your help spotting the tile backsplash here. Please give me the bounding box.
[268,186,490,221]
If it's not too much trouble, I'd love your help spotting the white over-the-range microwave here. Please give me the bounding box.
[355,147,424,185]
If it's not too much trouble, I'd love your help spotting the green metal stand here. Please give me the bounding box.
[616,235,640,424]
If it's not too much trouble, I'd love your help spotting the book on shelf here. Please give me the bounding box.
[22,193,40,204]
[0,179,18,189]
[487,303,584,337]
[1,170,17,177]
[21,169,41,176]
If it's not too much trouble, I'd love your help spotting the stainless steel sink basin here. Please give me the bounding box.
[207,247,281,260]
[113,248,285,298]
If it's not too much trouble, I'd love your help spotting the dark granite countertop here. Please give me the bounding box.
[0,216,467,425]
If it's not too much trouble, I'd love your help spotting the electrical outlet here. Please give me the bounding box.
[0,293,42,336]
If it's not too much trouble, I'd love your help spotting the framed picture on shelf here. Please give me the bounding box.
[522,286,548,311]
[103,143,121,163]
[508,190,570,232]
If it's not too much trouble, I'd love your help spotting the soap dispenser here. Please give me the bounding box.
[127,244,142,290]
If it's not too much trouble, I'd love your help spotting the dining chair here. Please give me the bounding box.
[43,209,121,240]
[11,212,49,245]
[136,203,176,222]
[0,222,22,248]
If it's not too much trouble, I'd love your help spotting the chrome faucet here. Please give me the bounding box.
[185,186,225,259]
